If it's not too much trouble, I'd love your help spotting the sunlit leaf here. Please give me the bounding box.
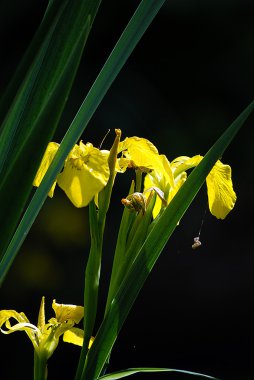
[99,367,217,379]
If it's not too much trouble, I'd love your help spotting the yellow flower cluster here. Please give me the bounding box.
[33,132,236,219]
[0,297,92,361]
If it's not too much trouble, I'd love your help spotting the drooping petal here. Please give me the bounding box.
[33,142,59,197]
[63,327,83,346]
[206,160,237,219]
[0,310,39,349]
[1,321,39,334]
[171,155,237,219]
[63,327,94,348]
[52,300,84,324]
[57,162,105,207]
[57,142,110,207]
[0,309,28,327]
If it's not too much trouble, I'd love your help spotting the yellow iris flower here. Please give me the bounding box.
[33,141,110,207]
[118,137,236,220]
[145,153,236,219]
[0,297,92,361]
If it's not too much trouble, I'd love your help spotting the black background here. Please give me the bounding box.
[1,1,254,379]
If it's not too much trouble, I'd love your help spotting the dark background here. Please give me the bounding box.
[1,1,254,379]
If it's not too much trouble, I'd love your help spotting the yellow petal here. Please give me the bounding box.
[37,296,45,331]
[143,154,175,218]
[206,160,236,219]
[167,172,187,204]
[143,155,174,190]
[63,327,94,348]
[57,143,110,207]
[0,310,29,330]
[52,300,84,324]
[63,327,83,346]
[116,157,129,173]
[0,310,39,349]
[1,321,38,334]
[33,142,59,197]
[47,318,74,341]
[172,155,237,219]
[154,154,175,189]
[57,161,107,207]
[171,155,202,177]
[144,174,161,218]
[118,137,159,170]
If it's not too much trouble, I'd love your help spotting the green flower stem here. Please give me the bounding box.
[33,352,47,380]
[135,169,142,192]
[105,181,135,315]
[74,200,102,380]
[98,129,121,222]
[75,132,120,380]
[105,194,156,315]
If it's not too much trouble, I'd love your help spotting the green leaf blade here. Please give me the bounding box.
[99,367,217,379]
[0,0,102,256]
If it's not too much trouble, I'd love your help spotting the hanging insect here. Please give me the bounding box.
[191,208,207,249]
[192,236,202,249]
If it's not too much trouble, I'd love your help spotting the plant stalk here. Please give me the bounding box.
[33,351,47,380]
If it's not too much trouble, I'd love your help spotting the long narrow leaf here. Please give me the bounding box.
[98,367,217,379]
[0,0,102,256]
[0,1,67,175]
[0,0,167,285]
[0,0,66,122]
[81,100,254,379]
